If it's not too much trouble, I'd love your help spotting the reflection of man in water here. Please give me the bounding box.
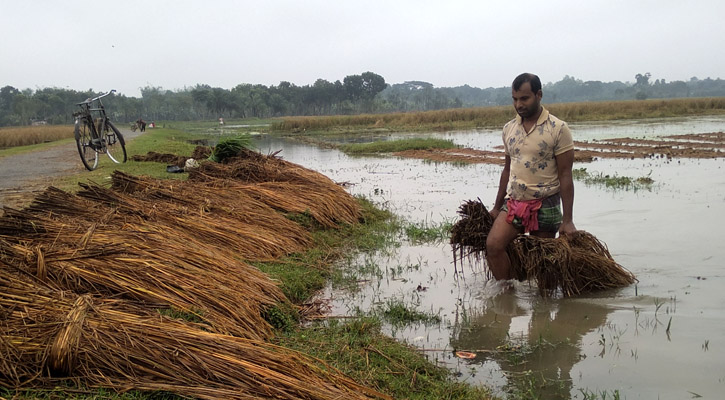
[451,294,609,398]
[486,73,577,280]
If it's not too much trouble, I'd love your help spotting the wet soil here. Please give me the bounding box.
[394,131,725,164]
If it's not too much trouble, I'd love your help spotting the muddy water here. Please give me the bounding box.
[253,115,725,399]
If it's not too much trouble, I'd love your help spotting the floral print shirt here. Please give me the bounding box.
[502,108,574,200]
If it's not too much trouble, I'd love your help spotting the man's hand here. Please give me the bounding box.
[489,207,501,221]
[559,221,577,236]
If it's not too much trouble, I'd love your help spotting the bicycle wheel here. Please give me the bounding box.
[75,118,98,171]
[101,120,127,164]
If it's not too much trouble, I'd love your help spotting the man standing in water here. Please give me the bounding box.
[486,73,577,280]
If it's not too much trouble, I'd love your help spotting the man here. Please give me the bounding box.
[486,73,577,280]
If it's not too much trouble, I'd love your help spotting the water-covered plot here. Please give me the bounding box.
[254,115,725,399]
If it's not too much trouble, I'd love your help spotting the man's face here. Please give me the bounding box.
[512,82,542,120]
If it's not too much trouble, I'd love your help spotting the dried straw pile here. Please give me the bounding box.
[0,150,384,397]
[0,203,286,340]
[188,148,361,228]
[450,199,636,296]
[0,269,389,400]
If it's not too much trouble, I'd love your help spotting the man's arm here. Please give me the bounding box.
[489,155,511,220]
[555,149,576,235]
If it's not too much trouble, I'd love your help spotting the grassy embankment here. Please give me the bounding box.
[273,97,725,134]
[1,126,492,400]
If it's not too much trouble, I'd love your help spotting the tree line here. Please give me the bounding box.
[2,72,724,127]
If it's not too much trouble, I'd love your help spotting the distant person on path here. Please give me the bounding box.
[219,117,224,126]
[486,73,577,280]
[136,118,146,132]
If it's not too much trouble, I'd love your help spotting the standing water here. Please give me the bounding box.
[253,116,725,399]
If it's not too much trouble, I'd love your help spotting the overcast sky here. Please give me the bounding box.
[1,0,723,97]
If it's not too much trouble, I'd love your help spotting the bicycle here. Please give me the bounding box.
[73,90,127,171]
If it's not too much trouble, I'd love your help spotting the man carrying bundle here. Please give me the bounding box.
[486,73,577,281]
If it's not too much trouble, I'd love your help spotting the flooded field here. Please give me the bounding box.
[253,115,725,399]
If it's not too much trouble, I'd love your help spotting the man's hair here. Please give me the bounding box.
[512,73,542,93]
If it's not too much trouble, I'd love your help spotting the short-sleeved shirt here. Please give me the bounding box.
[502,108,574,200]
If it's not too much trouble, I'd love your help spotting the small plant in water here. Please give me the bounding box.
[404,219,453,244]
[573,167,654,191]
[577,388,622,399]
[377,298,441,326]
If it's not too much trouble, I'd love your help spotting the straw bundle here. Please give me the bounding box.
[231,181,361,228]
[0,269,390,400]
[75,179,311,261]
[187,149,362,228]
[188,148,323,185]
[110,170,314,244]
[450,199,636,296]
[0,206,287,340]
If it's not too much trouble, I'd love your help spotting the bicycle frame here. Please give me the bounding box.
[74,90,116,147]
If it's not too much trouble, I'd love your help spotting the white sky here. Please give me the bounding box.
[1,0,723,97]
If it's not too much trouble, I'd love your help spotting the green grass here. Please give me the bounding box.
[572,167,655,191]
[404,219,453,244]
[273,97,725,133]
[254,197,400,304]
[162,118,278,136]
[340,138,457,154]
[156,306,205,324]
[277,317,492,400]
[377,298,441,326]
[49,128,198,193]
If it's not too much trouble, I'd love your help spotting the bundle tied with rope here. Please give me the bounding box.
[450,198,637,296]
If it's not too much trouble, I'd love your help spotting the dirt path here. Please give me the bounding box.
[0,127,141,209]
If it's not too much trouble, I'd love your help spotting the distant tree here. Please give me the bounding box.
[635,73,651,87]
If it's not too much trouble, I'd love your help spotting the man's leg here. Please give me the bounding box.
[485,211,521,280]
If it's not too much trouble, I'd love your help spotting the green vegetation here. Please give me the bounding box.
[274,97,725,133]
[577,388,623,400]
[48,128,198,193]
[254,198,399,304]
[377,299,441,326]
[207,134,253,162]
[572,167,655,191]
[3,73,725,127]
[404,219,453,244]
[340,138,457,154]
[277,318,491,400]
[156,306,205,324]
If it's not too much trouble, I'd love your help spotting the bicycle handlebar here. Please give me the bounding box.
[76,89,116,106]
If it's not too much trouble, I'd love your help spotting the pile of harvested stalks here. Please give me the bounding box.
[450,199,636,296]
[187,150,362,228]
[0,205,287,340]
[0,269,389,400]
[0,150,386,398]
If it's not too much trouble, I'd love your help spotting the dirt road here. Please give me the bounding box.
[0,127,140,209]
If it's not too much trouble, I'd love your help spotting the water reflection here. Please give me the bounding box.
[451,290,611,397]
